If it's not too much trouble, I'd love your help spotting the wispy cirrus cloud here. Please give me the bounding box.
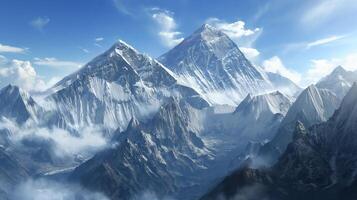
[113,0,132,16]
[0,43,27,53]
[34,57,83,69]
[79,47,90,53]
[30,17,50,31]
[283,34,348,53]
[151,8,184,48]
[301,0,357,27]
[307,35,346,49]
[95,37,104,42]
[94,37,104,47]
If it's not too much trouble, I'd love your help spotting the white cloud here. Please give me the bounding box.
[240,47,260,60]
[342,53,357,71]
[46,76,62,87]
[12,179,109,200]
[151,8,184,48]
[133,191,174,200]
[5,123,108,158]
[30,17,50,30]
[303,53,357,85]
[113,0,132,16]
[263,56,302,84]
[206,18,262,47]
[307,35,345,49]
[94,37,104,48]
[283,34,348,54]
[0,55,6,63]
[95,37,104,42]
[206,18,262,59]
[0,57,46,92]
[304,59,336,85]
[0,43,26,53]
[301,0,357,27]
[80,47,90,53]
[34,57,83,69]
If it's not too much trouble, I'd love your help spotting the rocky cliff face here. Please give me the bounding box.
[201,84,357,200]
[70,98,212,199]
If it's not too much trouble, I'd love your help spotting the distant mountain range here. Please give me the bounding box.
[0,23,356,200]
[201,83,357,200]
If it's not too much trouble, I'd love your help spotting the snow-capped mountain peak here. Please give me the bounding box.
[235,91,291,116]
[47,40,208,131]
[202,91,292,149]
[283,84,340,126]
[0,84,42,124]
[316,66,357,99]
[159,24,272,106]
[268,84,340,153]
[186,23,236,56]
[331,65,346,74]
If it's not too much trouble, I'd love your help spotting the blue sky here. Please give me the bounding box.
[1,0,357,91]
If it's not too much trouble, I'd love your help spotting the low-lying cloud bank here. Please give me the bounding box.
[131,191,175,200]
[11,178,109,200]
[0,118,108,159]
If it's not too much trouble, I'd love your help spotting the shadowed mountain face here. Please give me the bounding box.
[256,85,341,165]
[201,84,357,200]
[0,147,29,199]
[0,85,43,124]
[70,98,212,199]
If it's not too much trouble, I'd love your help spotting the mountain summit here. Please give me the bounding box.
[48,40,208,131]
[316,66,357,99]
[159,24,272,105]
[0,84,43,124]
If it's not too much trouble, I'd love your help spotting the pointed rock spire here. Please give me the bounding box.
[292,121,307,140]
[127,116,140,130]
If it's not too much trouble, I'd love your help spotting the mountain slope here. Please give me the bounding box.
[48,40,208,132]
[316,66,357,99]
[0,85,43,124]
[70,98,211,199]
[0,147,29,199]
[203,91,291,147]
[233,91,291,141]
[201,83,357,200]
[261,85,340,162]
[266,72,302,97]
[159,24,272,106]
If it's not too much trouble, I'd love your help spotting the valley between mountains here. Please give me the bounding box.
[1,24,357,200]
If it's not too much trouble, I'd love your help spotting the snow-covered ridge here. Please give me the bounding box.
[46,40,209,132]
[202,91,292,154]
[159,24,274,106]
[0,84,43,124]
[266,84,341,158]
[316,66,357,99]
[159,24,301,106]
[235,91,291,116]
